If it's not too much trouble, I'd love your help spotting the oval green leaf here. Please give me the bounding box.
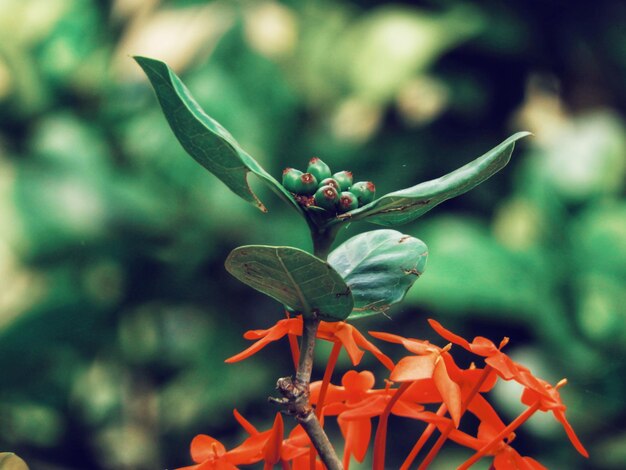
[0,453,29,470]
[134,56,301,215]
[328,230,428,318]
[332,132,531,227]
[225,246,353,321]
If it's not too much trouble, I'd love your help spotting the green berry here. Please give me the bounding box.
[313,185,339,211]
[282,168,303,193]
[333,171,353,191]
[307,157,332,182]
[338,191,358,213]
[299,173,318,195]
[319,178,340,191]
[350,181,376,206]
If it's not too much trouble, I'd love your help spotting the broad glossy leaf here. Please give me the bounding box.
[328,230,428,318]
[333,132,530,226]
[134,56,301,214]
[225,246,353,321]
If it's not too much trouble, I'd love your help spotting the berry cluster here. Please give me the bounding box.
[282,157,376,214]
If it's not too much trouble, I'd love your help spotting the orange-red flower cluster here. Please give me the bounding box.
[177,316,588,470]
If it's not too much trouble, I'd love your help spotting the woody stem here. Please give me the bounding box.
[288,228,343,470]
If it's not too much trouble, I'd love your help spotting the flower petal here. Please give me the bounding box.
[262,413,284,465]
[191,435,226,463]
[342,370,375,396]
[433,358,462,427]
[233,409,258,436]
[391,355,436,382]
[339,417,371,462]
[552,409,589,458]
[469,337,499,357]
[428,319,472,351]
[225,325,291,363]
[369,331,434,355]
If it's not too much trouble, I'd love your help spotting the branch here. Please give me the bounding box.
[271,316,343,470]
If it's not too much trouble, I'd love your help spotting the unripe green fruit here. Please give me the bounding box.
[350,181,376,206]
[282,168,303,193]
[338,191,358,213]
[299,173,318,195]
[313,185,339,211]
[320,178,340,191]
[333,171,353,191]
[307,157,332,182]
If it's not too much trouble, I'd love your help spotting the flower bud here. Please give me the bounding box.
[319,178,340,191]
[333,171,353,191]
[350,181,376,206]
[313,185,339,211]
[299,173,318,195]
[307,157,332,182]
[282,168,303,193]
[338,191,358,213]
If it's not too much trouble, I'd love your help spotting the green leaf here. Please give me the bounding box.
[328,230,428,318]
[225,246,353,321]
[134,56,301,214]
[333,132,531,227]
[0,453,29,470]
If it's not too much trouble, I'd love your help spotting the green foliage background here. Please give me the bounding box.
[0,0,624,469]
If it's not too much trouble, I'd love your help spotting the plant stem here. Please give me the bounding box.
[296,316,319,387]
[311,225,338,260]
[274,227,343,470]
[292,317,342,470]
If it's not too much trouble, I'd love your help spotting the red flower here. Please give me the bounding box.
[436,395,547,470]
[428,319,547,394]
[369,331,463,427]
[521,378,589,458]
[233,410,311,464]
[176,434,254,470]
[225,317,393,370]
[310,370,427,467]
[428,319,588,459]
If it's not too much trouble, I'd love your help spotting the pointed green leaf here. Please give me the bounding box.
[328,230,428,318]
[225,246,353,321]
[134,56,301,214]
[332,132,531,227]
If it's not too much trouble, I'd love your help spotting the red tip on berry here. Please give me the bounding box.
[367,182,376,191]
[283,167,294,175]
[301,173,315,184]
[309,157,320,164]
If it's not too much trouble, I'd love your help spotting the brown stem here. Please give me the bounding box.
[272,316,343,470]
[298,411,342,470]
[270,228,343,470]
[296,316,318,387]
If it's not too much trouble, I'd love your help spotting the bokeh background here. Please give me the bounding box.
[0,0,625,469]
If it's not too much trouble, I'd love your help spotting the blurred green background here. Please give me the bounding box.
[0,0,624,469]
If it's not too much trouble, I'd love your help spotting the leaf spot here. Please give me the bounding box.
[403,268,421,276]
